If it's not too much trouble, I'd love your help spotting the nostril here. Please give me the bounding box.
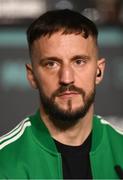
[59,81,74,87]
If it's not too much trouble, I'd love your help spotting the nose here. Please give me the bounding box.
[59,65,74,85]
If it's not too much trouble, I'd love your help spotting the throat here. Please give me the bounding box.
[54,130,92,150]
[52,115,93,146]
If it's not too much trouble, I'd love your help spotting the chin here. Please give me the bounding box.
[56,98,83,110]
[57,104,83,113]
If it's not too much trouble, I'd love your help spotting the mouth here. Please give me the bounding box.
[58,91,79,99]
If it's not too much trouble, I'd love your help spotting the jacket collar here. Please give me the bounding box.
[91,115,103,152]
[30,110,58,154]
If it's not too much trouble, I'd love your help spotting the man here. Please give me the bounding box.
[0,9,123,179]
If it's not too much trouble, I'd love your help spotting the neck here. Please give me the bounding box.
[40,105,93,146]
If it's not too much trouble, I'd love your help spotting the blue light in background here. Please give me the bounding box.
[1,61,29,90]
[0,29,27,47]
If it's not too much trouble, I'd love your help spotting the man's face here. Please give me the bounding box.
[27,32,105,125]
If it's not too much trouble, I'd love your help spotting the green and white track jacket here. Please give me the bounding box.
[0,110,123,179]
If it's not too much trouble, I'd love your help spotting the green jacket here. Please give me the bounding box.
[0,111,123,179]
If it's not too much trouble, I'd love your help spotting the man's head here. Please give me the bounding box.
[26,9,105,128]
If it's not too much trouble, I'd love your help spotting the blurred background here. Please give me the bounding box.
[0,0,123,135]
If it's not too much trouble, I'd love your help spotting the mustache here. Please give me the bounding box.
[51,84,85,99]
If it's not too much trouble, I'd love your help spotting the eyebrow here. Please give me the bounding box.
[71,55,90,61]
[39,54,90,64]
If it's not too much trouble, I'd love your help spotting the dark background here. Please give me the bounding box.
[0,0,123,135]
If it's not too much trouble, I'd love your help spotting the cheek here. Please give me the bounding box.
[76,69,96,91]
[36,72,58,97]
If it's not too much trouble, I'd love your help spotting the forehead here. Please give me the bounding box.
[31,32,97,58]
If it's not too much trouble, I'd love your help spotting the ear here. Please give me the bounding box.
[26,64,38,89]
[96,58,106,85]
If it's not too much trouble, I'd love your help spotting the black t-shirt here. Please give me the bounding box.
[54,132,92,179]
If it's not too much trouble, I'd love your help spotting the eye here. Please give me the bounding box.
[43,60,59,69]
[74,59,86,66]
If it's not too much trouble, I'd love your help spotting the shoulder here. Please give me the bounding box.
[96,115,123,136]
[0,117,31,151]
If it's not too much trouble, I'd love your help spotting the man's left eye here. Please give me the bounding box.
[75,59,85,65]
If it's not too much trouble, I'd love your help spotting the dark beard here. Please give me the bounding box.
[39,84,95,130]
